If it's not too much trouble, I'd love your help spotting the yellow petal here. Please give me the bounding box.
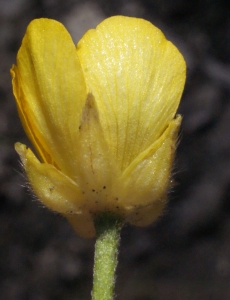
[127,197,167,227]
[11,18,87,179]
[15,142,86,214]
[77,16,186,170]
[117,115,181,211]
[65,214,95,238]
[11,65,50,164]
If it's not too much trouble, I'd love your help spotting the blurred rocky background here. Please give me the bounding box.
[1,0,230,299]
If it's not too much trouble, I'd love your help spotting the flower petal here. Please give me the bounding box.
[11,65,50,164]
[117,115,181,210]
[77,16,186,170]
[127,197,167,227]
[15,142,86,214]
[65,214,95,238]
[11,19,87,179]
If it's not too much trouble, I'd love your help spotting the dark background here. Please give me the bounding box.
[1,0,230,299]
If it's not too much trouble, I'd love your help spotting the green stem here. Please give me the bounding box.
[92,213,123,300]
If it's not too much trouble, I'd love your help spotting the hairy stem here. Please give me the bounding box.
[92,213,123,300]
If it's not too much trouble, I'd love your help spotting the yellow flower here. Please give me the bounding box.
[11,16,186,238]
